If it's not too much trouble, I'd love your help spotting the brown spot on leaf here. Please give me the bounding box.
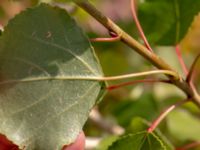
[46,31,51,38]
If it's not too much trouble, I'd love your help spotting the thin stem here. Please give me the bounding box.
[147,99,189,133]
[131,0,153,52]
[176,141,200,150]
[107,79,170,91]
[175,45,188,75]
[90,33,121,42]
[186,53,200,83]
[175,45,199,95]
[99,70,178,81]
[174,45,198,100]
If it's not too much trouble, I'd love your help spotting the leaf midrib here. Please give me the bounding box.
[0,76,103,86]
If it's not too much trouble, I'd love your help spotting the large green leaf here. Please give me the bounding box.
[0,4,105,150]
[138,0,200,45]
[108,131,170,150]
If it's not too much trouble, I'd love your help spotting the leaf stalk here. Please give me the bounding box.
[147,99,189,133]
[130,0,153,52]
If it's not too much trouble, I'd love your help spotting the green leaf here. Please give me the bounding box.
[111,93,158,127]
[108,131,170,150]
[138,0,200,45]
[127,117,174,150]
[0,3,105,150]
[98,50,130,76]
[96,136,119,150]
[167,109,200,141]
[95,117,174,150]
[127,117,151,133]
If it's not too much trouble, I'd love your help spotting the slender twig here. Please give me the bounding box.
[147,99,189,133]
[75,0,200,107]
[186,53,200,83]
[131,0,153,52]
[176,141,200,150]
[175,45,188,75]
[107,79,170,91]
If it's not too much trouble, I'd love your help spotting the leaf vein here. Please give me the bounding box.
[19,82,97,145]
[23,33,98,75]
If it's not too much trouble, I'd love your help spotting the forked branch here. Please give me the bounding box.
[75,0,200,107]
[75,1,174,72]
[186,53,200,83]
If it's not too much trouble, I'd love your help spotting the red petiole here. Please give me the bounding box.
[107,79,170,91]
[147,99,188,133]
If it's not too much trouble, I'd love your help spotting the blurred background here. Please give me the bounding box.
[0,0,200,149]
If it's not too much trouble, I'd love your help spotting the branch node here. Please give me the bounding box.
[90,31,122,42]
[186,53,200,83]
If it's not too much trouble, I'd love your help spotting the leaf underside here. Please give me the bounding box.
[0,4,105,150]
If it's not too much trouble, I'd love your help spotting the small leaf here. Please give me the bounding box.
[138,0,200,45]
[96,117,174,150]
[0,3,105,150]
[127,117,174,150]
[108,131,170,150]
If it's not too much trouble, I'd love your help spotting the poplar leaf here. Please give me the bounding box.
[0,4,105,150]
